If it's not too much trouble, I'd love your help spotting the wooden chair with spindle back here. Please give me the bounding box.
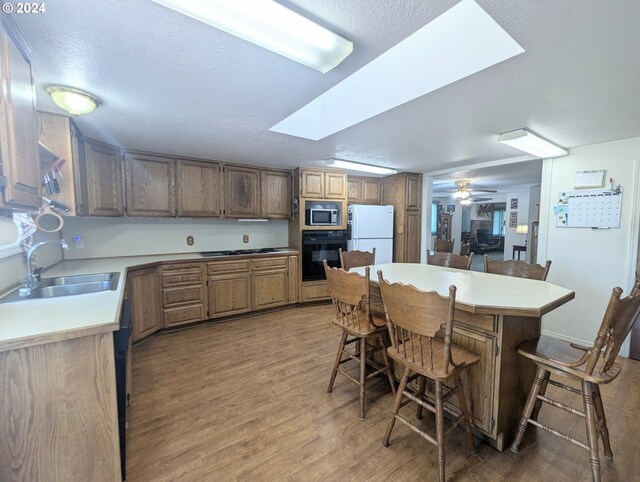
[511,279,640,482]
[427,251,474,271]
[338,247,376,271]
[484,257,552,281]
[377,270,479,482]
[324,260,395,419]
[434,239,455,253]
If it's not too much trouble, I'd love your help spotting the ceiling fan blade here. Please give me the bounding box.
[470,189,498,193]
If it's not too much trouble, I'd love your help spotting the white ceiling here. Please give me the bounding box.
[13,0,640,178]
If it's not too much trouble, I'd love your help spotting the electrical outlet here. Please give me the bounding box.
[243,234,249,244]
[186,235,195,246]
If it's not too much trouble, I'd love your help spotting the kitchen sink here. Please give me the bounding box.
[0,272,120,303]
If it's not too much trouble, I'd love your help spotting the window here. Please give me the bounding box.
[431,203,438,235]
[492,208,505,236]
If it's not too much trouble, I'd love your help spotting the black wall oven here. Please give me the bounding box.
[302,230,347,281]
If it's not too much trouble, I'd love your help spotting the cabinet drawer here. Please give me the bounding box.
[454,312,496,333]
[208,260,250,274]
[163,304,207,327]
[162,286,204,308]
[252,257,288,270]
[161,265,204,287]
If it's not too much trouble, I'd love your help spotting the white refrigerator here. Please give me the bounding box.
[347,204,394,264]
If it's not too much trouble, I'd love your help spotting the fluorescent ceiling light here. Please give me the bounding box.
[498,129,568,158]
[270,0,524,140]
[327,159,397,175]
[47,86,101,116]
[149,0,352,73]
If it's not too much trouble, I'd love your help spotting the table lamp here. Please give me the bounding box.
[516,224,529,244]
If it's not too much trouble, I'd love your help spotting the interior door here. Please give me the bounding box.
[631,226,640,360]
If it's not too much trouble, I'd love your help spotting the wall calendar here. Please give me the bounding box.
[554,189,622,228]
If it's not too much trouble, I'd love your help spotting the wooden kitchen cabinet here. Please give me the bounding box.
[347,176,382,204]
[252,257,288,310]
[78,138,124,216]
[288,255,299,303]
[224,165,261,218]
[161,263,207,327]
[324,172,347,199]
[382,172,422,263]
[124,152,176,217]
[0,19,40,208]
[177,159,222,217]
[261,169,291,219]
[208,260,252,318]
[300,169,347,200]
[129,267,163,342]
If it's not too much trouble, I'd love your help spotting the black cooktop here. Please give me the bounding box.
[200,248,278,257]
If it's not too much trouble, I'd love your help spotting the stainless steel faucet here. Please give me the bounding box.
[20,239,70,296]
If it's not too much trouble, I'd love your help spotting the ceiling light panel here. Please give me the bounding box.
[270,0,524,140]
[149,0,352,73]
[498,129,568,158]
[327,159,397,175]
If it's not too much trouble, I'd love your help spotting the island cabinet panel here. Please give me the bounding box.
[0,22,40,208]
[252,257,288,310]
[208,260,251,318]
[177,160,222,217]
[224,165,261,218]
[161,263,207,327]
[129,267,163,342]
[125,152,176,217]
[261,169,291,219]
[300,169,325,198]
[82,139,124,216]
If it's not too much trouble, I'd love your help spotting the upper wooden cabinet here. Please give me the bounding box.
[0,20,40,208]
[382,172,423,263]
[225,165,261,218]
[177,159,222,217]
[347,176,382,204]
[79,139,124,216]
[406,174,421,210]
[300,169,346,199]
[261,169,291,219]
[124,152,176,217]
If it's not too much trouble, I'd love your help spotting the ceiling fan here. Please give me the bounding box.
[452,179,497,201]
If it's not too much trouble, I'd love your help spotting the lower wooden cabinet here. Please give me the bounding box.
[161,263,207,327]
[252,257,288,310]
[208,275,252,318]
[129,267,163,342]
[301,280,331,302]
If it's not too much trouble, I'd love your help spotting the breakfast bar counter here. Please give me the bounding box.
[351,263,575,451]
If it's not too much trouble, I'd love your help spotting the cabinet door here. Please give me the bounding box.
[405,173,422,210]
[261,169,291,219]
[208,273,251,318]
[129,268,163,342]
[347,177,362,203]
[125,153,176,217]
[361,177,382,204]
[404,210,421,263]
[300,170,324,198]
[225,165,260,217]
[288,256,299,303]
[84,139,124,216]
[324,172,347,199]
[0,25,40,207]
[176,160,221,217]
[253,269,288,310]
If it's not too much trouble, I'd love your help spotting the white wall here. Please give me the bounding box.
[504,192,529,261]
[421,176,434,263]
[61,217,289,259]
[537,137,640,355]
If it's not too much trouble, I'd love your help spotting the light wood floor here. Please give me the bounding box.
[128,304,640,481]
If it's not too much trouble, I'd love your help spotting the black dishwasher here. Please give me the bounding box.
[114,299,131,481]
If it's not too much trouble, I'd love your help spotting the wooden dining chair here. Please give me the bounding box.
[377,270,478,482]
[324,261,395,418]
[511,279,640,482]
[339,247,376,271]
[484,257,552,281]
[427,251,474,270]
[434,239,455,253]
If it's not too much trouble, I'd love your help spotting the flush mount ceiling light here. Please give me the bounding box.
[326,159,397,175]
[498,129,568,158]
[149,0,352,73]
[47,86,101,116]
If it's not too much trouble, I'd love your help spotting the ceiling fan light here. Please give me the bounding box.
[459,199,471,205]
[498,129,568,158]
[47,86,101,116]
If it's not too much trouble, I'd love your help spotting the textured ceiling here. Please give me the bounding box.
[12,0,640,181]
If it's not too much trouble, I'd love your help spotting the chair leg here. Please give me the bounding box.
[582,381,601,482]
[454,376,477,456]
[359,337,367,419]
[531,370,550,421]
[382,365,410,447]
[415,376,427,420]
[327,332,348,393]
[511,366,549,453]
[435,381,446,482]
[379,335,396,396]
[592,385,613,460]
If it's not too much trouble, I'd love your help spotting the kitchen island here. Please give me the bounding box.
[351,263,575,451]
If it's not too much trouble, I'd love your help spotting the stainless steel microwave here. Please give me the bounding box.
[306,208,338,226]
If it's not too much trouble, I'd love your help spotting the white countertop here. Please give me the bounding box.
[0,250,297,351]
[351,263,575,316]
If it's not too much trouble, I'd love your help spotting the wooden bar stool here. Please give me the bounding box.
[377,270,478,482]
[324,261,395,419]
[339,247,375,271]
[484,257,552,280]
[434,239,455,253]
[427,251,474,270]
[511,279,640,482]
